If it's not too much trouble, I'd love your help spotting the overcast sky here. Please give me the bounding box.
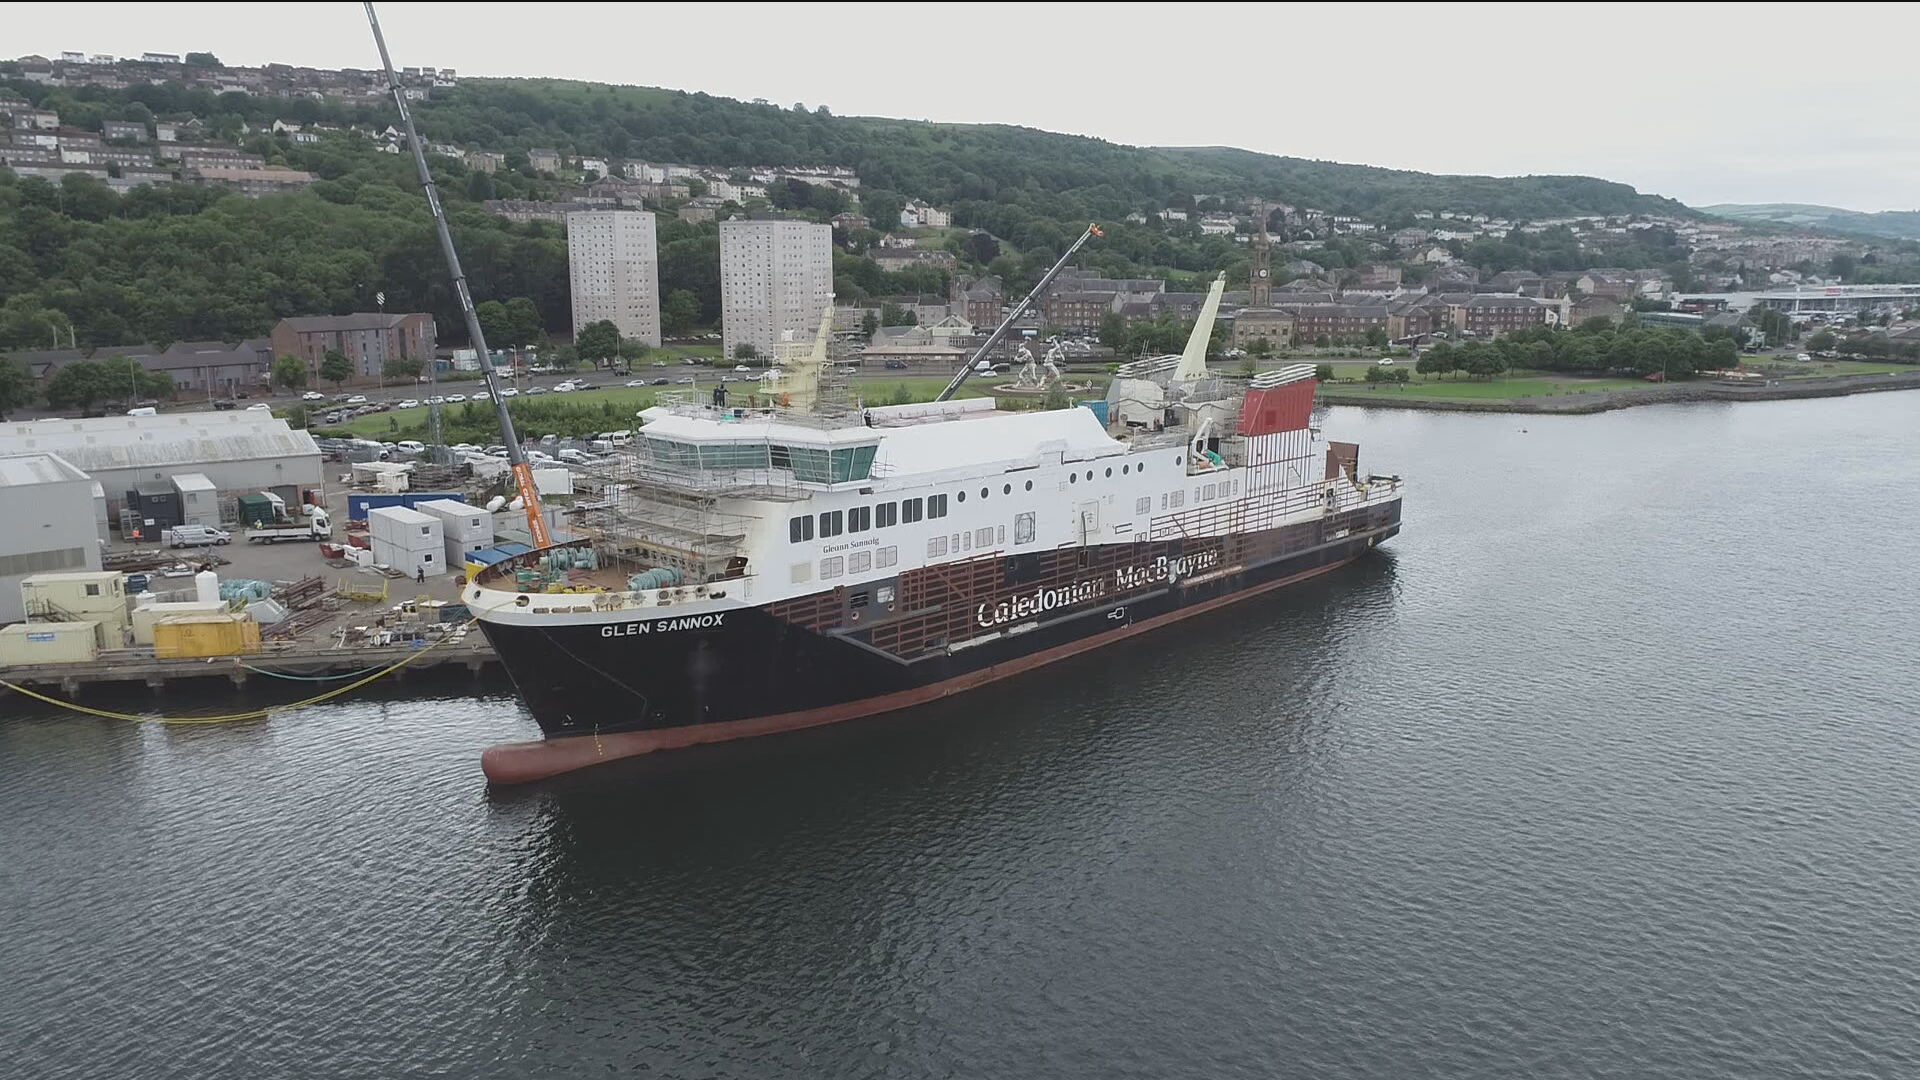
[14,2,1920,212]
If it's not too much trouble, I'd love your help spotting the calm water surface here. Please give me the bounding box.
[4,394,1918,1079]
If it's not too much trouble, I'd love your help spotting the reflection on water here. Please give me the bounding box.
[4,395,1919,1079]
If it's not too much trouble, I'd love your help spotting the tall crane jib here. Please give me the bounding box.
[364,2,551,549]
[935,224,1104,403]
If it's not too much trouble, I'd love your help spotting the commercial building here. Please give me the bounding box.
[720,219,833,362]
[567,210,661,347]
[0,411,322,514]
[269,312,437,384]
[0,454,101,625]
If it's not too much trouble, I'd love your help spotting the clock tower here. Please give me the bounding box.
[1250,199,1273,307]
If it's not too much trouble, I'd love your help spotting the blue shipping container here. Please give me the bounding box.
[1078,400,1110,425]
[346,491,461,522]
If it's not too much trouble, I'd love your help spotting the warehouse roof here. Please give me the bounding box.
[0,452,90,487]
[0,412,319,474]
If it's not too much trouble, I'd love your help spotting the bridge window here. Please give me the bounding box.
[902,498,923,523]
[928,494,948,519]
[789,515,814,543]
[818,510,843,538]
[876,502,897,528]
[849,506,871,533]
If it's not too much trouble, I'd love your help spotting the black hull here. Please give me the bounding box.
[478,499,1400,743]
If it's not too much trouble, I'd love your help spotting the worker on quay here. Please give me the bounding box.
[416,566,426,584]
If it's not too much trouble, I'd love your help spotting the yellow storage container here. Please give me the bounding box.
[152,613,262,659]
[0,621,100,666]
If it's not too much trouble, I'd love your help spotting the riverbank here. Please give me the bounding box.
[1319,369,1920,413]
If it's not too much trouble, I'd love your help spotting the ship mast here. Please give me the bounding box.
[364,2,552,548]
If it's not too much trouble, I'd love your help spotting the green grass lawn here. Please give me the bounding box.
[1322,374,1650,400]
[1788,360,1914,377]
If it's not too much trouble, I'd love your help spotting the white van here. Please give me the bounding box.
[396,440,426,454]
[606,430,632,447]
[168,524,232,547]
[126,406,157,416]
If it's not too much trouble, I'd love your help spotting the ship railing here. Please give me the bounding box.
[647,397,868,431]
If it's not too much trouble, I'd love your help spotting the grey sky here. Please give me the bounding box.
[14,1,1920,212]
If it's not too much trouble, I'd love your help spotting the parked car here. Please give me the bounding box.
[1376,358,1395,366]
[733,364,753,372]
[301,391,325,401]
[676,376,696,384]
[557,448,591,464]
[168,524,231,548]
[426,395,446,405]
[652,360,668,367]
[396,440,426,454]
[574,382,597,390]
[472,392,491,402]
[625,379,649,387]
[323,412,344,424]
[212,400,237,410]
[398,399,420,409]
[447,394,467,403]
[346,395,368,404]
[651,378,669,385]
[499,388,519,397]
[884,360,908,370]
[527,386,549,395]
[554,384,576,393]
[246,403,272,411]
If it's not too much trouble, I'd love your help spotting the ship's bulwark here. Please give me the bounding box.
[478,498,1400,783]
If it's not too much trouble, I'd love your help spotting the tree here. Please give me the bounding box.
[271,355,307,391]
[734,343,758,361]
[1043,384,1072,410]
[662,290,701,336]
[862,190,905,232]
[382,356,423,380]
[1805,329,1837,353]
[860,311,879,341]
[1097,313,1129,350]
[1313,363,1334,382]
[880,301,916,327]
[0,356,33,419]
[1364,325,1388,348]
[319,349,353,389]
[962,232,1001,265]
[575,319,621,368]
[1415,348,1452,380]
[185,52,220,67]
[475,300,511,347]
[45,362,114,413]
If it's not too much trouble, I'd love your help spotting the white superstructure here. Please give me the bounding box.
[568,209,661,346]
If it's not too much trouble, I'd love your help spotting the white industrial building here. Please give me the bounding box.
[0,411,322,514]
[0,454,102,624]
[720,219,833,362]
[568,209,661,347]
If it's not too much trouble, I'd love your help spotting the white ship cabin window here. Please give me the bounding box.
[927,536,947,557]
[1014,512,1036,545]
[1193,487,1202,504]
[820,556,844,580]
[974,527,993,549]
[1204,483,1217,500]
[928,494,949,519]
[818,510,843,538]
[962,531,972,552]
[998,525,1006,545]
[902,498,923,523]
[848,506,871,533]
[788,515,814,543]
[1136,497,1151,515]
[849,551,872,574]
[877,546,897,569]
[1170,490,1185,508]
[876,502,898,528]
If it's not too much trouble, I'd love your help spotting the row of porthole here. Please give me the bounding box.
[956,457,1168,501]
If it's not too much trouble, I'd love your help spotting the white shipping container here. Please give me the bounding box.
[413,499,494,543]
[368,506,440,550]
[0,620,100,665]
[372,537,442,580]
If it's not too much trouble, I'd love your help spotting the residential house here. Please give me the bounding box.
[1571,295,1626,325]
[528,147,561,173]
[269,313,437,383]
[192,165,316,197]
[898,200,952,229]
[1575,269,1634,300]
[127,340,273,395]
[830,212,870,233]
[1230,308,1296,349]
[1357,264,1403,286]
[1284,303,1393,342]
[482,199,593,225]
[870,248,959,274]
[14,109,60,131]
[677,206,716,224]
[1391,227,1432,248]
[1488,270,1546,296]
[953,275,1004,329]
[1198,215,1237,236]
[465,150,504,173]
[1455,294,1560,336]
[102,119,147,143]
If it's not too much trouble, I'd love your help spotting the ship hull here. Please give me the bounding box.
[478,500,1399,783]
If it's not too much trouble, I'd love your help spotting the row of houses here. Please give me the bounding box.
[6,314,437,395]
